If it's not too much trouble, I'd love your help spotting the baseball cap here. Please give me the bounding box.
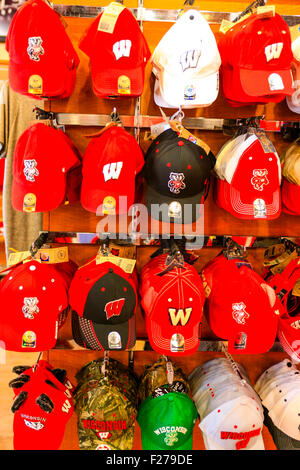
[286,24,300,114]
[255,359,300,450]
[188,358,265,450]
[264,256,300,363]
[151,9,221,108]
[281,140,300,215]
[0,259,73,352]
[144,128,215,224]
[139,253,205,356]
[74,357,138,450]
[201,252,281,354]
[79,2,150,98]
[80,125,144,215]
[12,362,74,450]
[69,257,137,350]
[6,0,79,100]
[214,132,282,220]
[12,122,82,213]
[219,10,294,106]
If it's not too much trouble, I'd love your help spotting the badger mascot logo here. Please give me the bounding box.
[22,297,39,319]
[24,159,39,182]
[251,169,269,191]
[27,37,44,61]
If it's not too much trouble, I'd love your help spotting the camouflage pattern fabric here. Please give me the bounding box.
[138,356,190,403]
[74,358,138,450]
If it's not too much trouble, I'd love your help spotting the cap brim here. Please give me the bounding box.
[239,68,294,97]
[140,432,194,450]
[91,64,145,98]
[156,70,219,108]
[72,311,136,350]
[146,184,205,224]
[264,411,300,450]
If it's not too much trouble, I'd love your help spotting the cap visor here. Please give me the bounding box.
[72,312,136,350]
[281,178,300,216]
[146,184,205,224]
[239,68,293,97]
[159,69,219,108]
[91,64,145,98]
[264,412,300,450]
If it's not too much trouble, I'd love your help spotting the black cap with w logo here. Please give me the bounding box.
[69,258,137,350]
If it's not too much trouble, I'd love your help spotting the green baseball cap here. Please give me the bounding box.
[137,391,198,450]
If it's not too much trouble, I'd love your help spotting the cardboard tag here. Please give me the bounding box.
[37,246,69,264]
[23,193,37,212]
[98,2,125,34]
[96,254,136,274]
[292,278,300,297]
[254,129,277,154]
[219,13,251,33]
[28,75,43,95]
[150,121,171,139]
[263,244,286,266]
[8,251,31,266]
[118,75,131,95]
[257,5,275,18]
[169,121,211,155]
[270,250,298,274]
[102,196,116,215]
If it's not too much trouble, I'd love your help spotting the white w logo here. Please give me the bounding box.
[103,162,123,182]
[168,308,192,326]
[113,40,132,61]
[265,42,283,62]
[62,399,72,414]
[180,49,201,72]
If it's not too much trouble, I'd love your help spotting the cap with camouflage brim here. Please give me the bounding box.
[138,355,190,403]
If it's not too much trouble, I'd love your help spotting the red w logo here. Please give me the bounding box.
[105,298,125,320]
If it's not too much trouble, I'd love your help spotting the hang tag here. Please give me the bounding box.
[98,2,125,34]
[270,250,298,274]
[96,254,136,274]
[166,361,174,385]
[169,121,211,155]
[23,193,37,212]
[117,75,131,95]
[257,5,275,18]
[150,121,171,139]
[263,244,286,266]
[8,251,31,266]
[254,129,277,154]
[219,13,251,34]
[37,246,69,264]
[292,278,300,297]
[28,75,43,95]
[102,196,116,215]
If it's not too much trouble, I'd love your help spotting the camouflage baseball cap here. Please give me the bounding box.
[74,358,138,450]
[138,355,190,402]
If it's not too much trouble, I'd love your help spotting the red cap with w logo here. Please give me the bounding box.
[69,257,137,350]
[139,253,205,356]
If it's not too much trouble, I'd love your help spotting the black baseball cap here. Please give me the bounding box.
[69,258,137,350]
[144,128,215,223]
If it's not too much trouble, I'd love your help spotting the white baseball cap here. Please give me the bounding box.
[255,359,300,449]
[151,9,221,109]
[189,358,265,450]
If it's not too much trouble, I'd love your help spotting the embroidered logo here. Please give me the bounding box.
[22,297,39,319]
[24,420,44,431]
[250,169,269,191]
[104,298,125,320]
[103,162,123,182]
[220,428,261,450]
[180,49,201,72]
[27,37,44,61]
[168,308,192,326]
[164,431,179,446]
[24,160,39,182]
[265,42,283,62]
[232,302,249,325]
[97,432,112,440]
[113,40,132,60]
[168,172,186,194]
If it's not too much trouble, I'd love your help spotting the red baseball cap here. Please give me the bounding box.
[12,368,74,450]
[69,257,137,350]
[219,11,293,104]
[214,134,281,220]
[139,253,205,356]
[6,0,79,100]
[0,260,71,352]
[201,253,281,354]
[12,122,82,213]
[264,257,300,363]
[80,125,144,215]
[79,2,150,98]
